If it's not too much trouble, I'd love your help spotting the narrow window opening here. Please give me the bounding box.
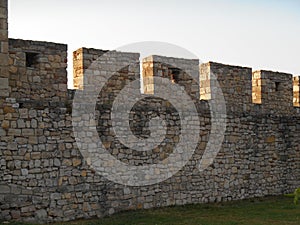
[275,82,280,92]
[26,52,39,68]
[170,68,180,84]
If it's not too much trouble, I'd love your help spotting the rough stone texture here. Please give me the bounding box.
[73,48,108,90]
[200,62,252,112]
[1,45,300,222]
[0,0,300,223]
[293,76,300,107]
[0,0,9,97]
[252,70,293,114]
[8,39,68,102]
[143,55,199,99]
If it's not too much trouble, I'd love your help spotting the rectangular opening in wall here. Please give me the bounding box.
[25,52,39,68]
[170,68,181,84]
[275,82,280,92]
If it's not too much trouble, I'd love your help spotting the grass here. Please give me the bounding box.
[1,196,300,225]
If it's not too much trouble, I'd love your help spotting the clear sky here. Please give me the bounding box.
[8,0,300,88]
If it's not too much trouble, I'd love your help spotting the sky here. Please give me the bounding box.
[8,0,300,88]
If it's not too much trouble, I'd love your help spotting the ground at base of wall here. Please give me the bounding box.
[1,196,299,225]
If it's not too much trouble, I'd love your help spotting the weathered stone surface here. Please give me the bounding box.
[0,78,8,88]
[0,184,10,193]
[0,1,299,223]
[34,209,47,221]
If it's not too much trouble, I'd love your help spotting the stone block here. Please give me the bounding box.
[0,184,10,193]
[0,77,8,87]
[35,209,47,221]
[266,136,276,143]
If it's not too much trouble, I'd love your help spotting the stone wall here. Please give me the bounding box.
[142,55,199,99]
[0,0,8,97]
[200,62,252,112]
[8,39,68,104]
[0,38,74,222]
[0,0,300,222]
[0,44,299,222]
[252,70,293,114]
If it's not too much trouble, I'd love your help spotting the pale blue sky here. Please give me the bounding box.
[8,0,300,87]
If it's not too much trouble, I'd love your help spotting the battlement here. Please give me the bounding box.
[252,70,293,114]
[71,49,300,114]
[200,62,253,112]
[73,47,139,91]
[2,36,299,114]
[8,39,68,102]
[142,55,199,99]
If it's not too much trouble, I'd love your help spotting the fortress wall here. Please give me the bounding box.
[0,45,95,221]
[0,45,299,222]
[0,0,300,222]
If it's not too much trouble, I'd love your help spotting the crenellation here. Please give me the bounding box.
[143,55,199,100]
[200,62,252,112]
[8,39,68,103]
[73,47,139,91]
[73,48,109,90]
[252,70,293,114]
